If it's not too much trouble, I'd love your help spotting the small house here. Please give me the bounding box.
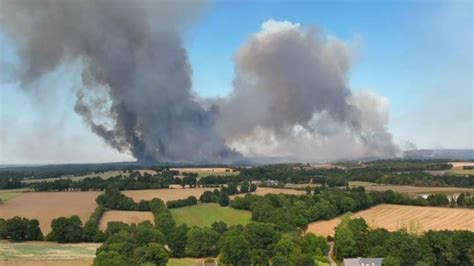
[343,257,384,266]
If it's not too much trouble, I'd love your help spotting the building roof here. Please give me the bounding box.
[343,257,384,266]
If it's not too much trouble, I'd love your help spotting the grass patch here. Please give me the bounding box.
[170,203,251,228]
[0,188,31,203]
[348,181,377,187]
[0,241,100,260]
[196,171,238,178]
[448,169,474,176]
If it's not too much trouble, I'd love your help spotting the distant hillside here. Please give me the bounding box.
[403,149,474,160]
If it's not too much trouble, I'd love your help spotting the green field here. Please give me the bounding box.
[348,181,377,187]
[197,171,238,178]
[170,203,251,227]
[448,169,474,176]
[0,188,31,203]
[0,241,100,260]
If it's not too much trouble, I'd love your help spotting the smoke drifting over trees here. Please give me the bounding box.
[1,1,398,163]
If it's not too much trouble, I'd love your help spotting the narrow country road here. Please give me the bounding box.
[329,242,337,266]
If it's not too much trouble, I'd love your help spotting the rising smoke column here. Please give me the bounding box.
[216,20,399,161]
[0,0,241,163]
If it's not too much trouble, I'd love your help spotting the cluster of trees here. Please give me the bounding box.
[334,216,474,265]
[46,206,108,243]
[166,196,198,209]
[94,221,168,266]
[456,192,474,207]
[0,216,43,241]
[231,187,451,232]
[94,218,330,266]
[198,175,241,187]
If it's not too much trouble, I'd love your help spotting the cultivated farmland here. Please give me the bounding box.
[308,204,474,237]
[0,192,100,234]
[245,187,306,196]
[170,203,251,227]
[99,210,154,231]
[170,167,238,178]
[123,187,216,202]
[0,241,99,266]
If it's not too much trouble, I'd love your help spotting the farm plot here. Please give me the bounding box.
[99,210,154,231]
[308,204,474,237]
[363,185,474,196]
[449,162,474,170]
[123,188,216,202]
[0,191,100,234]
[245,187,306,197]
[170,203,251,227]
[0,241,99,265]
[170,167,238,178]
[0,188,31,203]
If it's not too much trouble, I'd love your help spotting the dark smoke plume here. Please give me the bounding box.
[0,0,241,163]
[1,2,399,163]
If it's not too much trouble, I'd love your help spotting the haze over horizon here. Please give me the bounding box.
[1,0,472,164]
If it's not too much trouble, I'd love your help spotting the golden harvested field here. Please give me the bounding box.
[123,188,216,202]
[449,162,474,170]
[308,204,474,237]
[248,187,306,196]
[170,167,233,173]
[364,185,474,196]
[99,210,154,231]
[170,167,238,178]
[0,192,100,234]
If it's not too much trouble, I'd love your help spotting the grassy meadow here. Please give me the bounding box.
[170,203,251,227]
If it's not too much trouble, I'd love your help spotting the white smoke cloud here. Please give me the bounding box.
[215,20,399,161]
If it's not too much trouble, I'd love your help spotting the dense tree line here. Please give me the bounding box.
[235,161,473,188]
[0,217,43,241]
[0,177,25,189]
[29,171,174,192]
[166,196,198,208]
[334,216,474,265]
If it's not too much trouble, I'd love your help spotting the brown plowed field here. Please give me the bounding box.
[308,204,474,237]
[0,192,100,234]
[99,210,154,230]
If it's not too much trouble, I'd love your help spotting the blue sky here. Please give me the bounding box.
[0,0,472,163]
